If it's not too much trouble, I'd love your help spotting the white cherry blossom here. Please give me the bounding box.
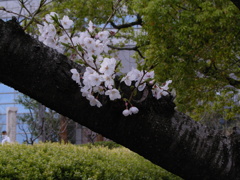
[85,56,96,68]
[152,85,162,100]
[103,40,110,53]
[43,37,57,48]
[60,15,73,29]
[129,106,139,114]
[38,14,173,115]
[59,34,70,44]
[87,95,102,107]
[71,36,81,46]
[81,86,92,97]
[55,46,64,54]
[162,80,172,90]
[70,69,81,86]
[121,68,141,86]
[48,24,57,37]
[102,74,114,88]
[84,37,95,49]
[121,75,132,86]
[105,89,121,101]
[88,73,103,87]
[97,31,110,42]
[143,71,154,80]
[84,67,96,76]
[135,81,146,91]
[134,70,154,91]
[93,40,104,55]
[88,21,94,33]
[99,58,116,75]
[45,12,58,23]
[93,86,105,95]
[161,91,169,96]
[151,81,171,100]
[37,24,44,34]
[122,109,131,116]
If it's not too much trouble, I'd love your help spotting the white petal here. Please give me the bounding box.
[122,109,131,116]
[129,107,139,114]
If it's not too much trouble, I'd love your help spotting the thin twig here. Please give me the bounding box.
[19,0,32,16]
[102,0,123,31]
[108,44,145,59]
[110,14,142,29]
[0,8,43,26]
[22,0,48,30]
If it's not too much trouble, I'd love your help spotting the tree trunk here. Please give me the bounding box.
[96,134,104,142]
[231,0,240,10]
[38,104,46,142]
[59,115,68,144]
[0,19,239,180]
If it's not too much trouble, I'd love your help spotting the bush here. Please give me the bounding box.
[81,141,122,149]
[0,143,182,180]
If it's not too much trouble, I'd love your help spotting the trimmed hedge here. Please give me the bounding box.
[0,143,182,180]
[81,141,123,149]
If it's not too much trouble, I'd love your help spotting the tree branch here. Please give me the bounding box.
[110,14,143,29]
[226,77,240,88]
[0,19,239,180]
[102,0,123,31]
[231,0,240,10]
[108,44,145,59]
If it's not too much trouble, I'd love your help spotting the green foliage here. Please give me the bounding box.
[130,0,240,120]
[194,88,240,132]
[0,143,181,180]
[81,141,122,149]
[42,0,134,29]
[16,94,61,144]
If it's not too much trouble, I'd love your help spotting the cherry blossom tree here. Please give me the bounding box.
[35,12,172,116]
[0,1,240,179]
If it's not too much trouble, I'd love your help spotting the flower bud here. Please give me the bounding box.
[129,106,139,114]
[122,109,131,116]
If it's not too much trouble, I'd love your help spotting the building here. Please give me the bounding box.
[0,84,27,142]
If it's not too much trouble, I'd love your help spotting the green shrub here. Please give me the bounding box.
[0,143,182,180]
[81,141,122,149]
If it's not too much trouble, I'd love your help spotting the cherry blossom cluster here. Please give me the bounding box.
[38,12,73,53]
[37,12,172,116]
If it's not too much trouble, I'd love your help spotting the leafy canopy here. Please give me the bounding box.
[129,0,240,121]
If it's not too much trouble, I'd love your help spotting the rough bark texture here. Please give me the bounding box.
[231,0,240,10]
[0,19,239,180]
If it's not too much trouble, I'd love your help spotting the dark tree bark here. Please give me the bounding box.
[0,19,239,180]
[231,0,240,11]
